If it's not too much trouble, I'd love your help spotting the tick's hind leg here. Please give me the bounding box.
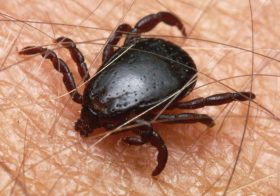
[174,92,256,109]
[102,23,132,63]
[55,37,90,81]
[152,113,215,127]
[125,11,186,43]
[123,119,167,176]
[19,46,83,104]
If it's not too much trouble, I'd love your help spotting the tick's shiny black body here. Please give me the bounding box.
[84,38,197,121]
[20,11,255,176]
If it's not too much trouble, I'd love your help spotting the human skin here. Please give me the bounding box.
[0,0,279,195]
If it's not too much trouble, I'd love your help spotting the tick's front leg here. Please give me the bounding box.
[123,119,168,176]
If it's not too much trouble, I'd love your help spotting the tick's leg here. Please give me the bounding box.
[125,11,186,43]
[102,23,132,63]
[151,113,215,127]
[123,119,167,176]
[19,46,83,104]
[123,135,146,145]
[174,92,256,109]
[55,37,90,81]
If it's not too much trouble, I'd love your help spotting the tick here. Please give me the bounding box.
[19,12,255,176]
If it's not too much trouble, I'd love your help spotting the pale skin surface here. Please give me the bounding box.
[0,0,279,195]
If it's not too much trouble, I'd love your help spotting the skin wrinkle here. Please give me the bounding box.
[0,0,279,195]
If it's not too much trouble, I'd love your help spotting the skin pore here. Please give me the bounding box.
[0,0,279,195]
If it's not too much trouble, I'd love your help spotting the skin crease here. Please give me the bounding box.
[0,0,279,195]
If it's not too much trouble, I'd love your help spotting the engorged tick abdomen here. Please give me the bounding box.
[83,38,197,117]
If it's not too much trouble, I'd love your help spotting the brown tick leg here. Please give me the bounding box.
[148,129,168,176]
[175,92,256,109]
[123,135,146,145]
[123,119,167,176]
[153,113,215,127]
[55,37,90,81]
[102,23,132,63]
[125,11,186,43]
[19,46,83,104]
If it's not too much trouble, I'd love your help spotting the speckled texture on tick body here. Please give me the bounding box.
[85,38,197,117]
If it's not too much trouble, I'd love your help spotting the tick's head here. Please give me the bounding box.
[74,106,100,136]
